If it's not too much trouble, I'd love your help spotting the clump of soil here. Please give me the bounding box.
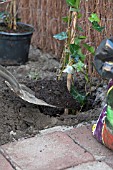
[0,23,33,33]
[26,78,96,116]
[0,47,106,145]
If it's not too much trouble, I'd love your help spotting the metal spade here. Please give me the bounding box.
[0,65,56,108]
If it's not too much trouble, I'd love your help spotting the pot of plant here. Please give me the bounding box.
[0,0,34,65]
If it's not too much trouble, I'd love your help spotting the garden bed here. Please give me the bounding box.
[0,47,106,145]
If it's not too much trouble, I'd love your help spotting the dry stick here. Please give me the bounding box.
[67,12,77,91]
[64,11,77,114]
[9,0,13,29]
[13,0,16,30]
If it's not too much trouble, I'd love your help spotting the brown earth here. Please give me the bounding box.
[0,22,33,33]
[0,46,106,145]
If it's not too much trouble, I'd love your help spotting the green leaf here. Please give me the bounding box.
[74,36,86,45]
[71,54,80,62]
[72,60,85,72]
[78,36,86,39]
[70,85,86,105]
[53,32,68,40]
[65,53,70,65]
[66,0,76,7]
[77,49,86,61]
[70,7,80,12]
[75,0,80,9]
[88,13,100,23]
[74,37,81,45]
[0,12,5,19]
[64,48,70,53]
[83,43,95,54]
[16,18,21,22]
[84,74,89,83]
[66,0,80,8]
[70,44,80,54]
[0,0,7,3]
[77,13,82,18]
[62,16,68,22]
[76,25,84,32]
[70,8,80,12]
[92,21,105,32]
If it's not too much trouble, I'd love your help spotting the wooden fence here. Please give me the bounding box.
[80,0,113,74]
[18,0,67,59]
[5,0,113,74]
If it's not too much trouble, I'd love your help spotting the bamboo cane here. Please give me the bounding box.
[64,12,77,114]
[13,0,16,30]
[9,0,13,29]
[67,12,77,91]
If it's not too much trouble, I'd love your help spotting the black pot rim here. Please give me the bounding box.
[0,22,34,36]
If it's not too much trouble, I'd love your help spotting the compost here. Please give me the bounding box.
[0,47,106,145]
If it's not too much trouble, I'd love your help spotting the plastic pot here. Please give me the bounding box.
[0,22,34,66]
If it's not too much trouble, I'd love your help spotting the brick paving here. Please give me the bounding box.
[66,125,113,168]
[66,162,113,170]
[0,125,113,170]
[0,153,14,170]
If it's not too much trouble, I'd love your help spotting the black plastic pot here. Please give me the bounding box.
[0,22,34,66]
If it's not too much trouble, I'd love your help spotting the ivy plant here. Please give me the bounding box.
[54,0,104,106]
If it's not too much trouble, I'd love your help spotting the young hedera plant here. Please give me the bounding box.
[54,0,104,105]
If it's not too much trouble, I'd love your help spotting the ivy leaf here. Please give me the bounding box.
[77,13,82,18]
[70,85,86,105]
[70,44,80,54]
[74,37,81,45]
[62,16,68,22]
[83,43,95,54]
[66,0,80,9]
[71,54,80,62]
[88,13,100,23]
[75,0,80,9]
[92,21,105,32]
[70,7,80,12]
[66,0,76,7]
[0,12,5,19]
[65,53,70,65]
[72,60,85,72]
[77,49,86,61]
[88,13,105,32]
[76,25,84,32]
[53,32,68,40]
[84,74,89,83]
[74,36,86,45]
[78,36,86,39]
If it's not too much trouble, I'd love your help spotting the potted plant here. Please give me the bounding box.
[0,0,34,65]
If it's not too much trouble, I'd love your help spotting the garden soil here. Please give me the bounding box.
[0,46,107,145]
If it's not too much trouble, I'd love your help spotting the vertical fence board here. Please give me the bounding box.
[7,0,113,74]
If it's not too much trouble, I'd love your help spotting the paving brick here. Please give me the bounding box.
[1,131,94,170]
[66,125,113,160]
[0,153,14,170]
[104,155,113,169]
[66,161,113,170]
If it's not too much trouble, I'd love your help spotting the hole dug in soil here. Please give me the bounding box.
[0,47,105,145]
[0,76,103,146]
